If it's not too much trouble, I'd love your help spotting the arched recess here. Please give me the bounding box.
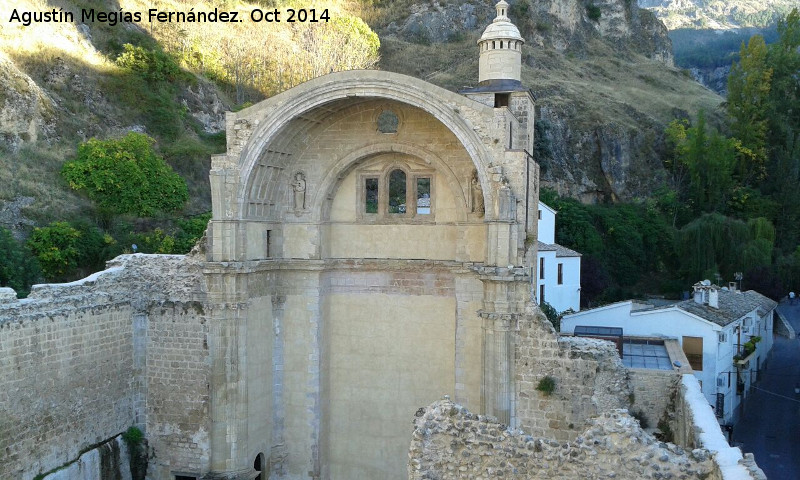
[315,142,469,223]
[232,71,497,221]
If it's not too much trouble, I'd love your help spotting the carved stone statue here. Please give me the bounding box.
[471,171,484,217]
[292,172,306,211]
[498,177,515,221]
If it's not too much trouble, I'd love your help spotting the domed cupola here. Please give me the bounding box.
[478,0,525,85]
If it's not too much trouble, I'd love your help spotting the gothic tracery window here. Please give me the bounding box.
[359,163,434,220]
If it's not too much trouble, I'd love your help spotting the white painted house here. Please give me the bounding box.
[561,282,777,425]
[536,201,581,312]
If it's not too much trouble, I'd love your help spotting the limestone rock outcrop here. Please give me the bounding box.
[0,55,56,152]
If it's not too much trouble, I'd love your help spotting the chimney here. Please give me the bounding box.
[709,287,719,309]
[693,280,715,305]
[693,288,704,304]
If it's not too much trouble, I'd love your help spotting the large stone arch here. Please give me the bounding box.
[229,70,499,221]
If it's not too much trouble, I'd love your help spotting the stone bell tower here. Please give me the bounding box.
[478,0,525,85]
[460,1,538,427]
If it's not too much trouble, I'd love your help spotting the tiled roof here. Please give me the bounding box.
[676,290,778,327]
[537,241,581,258]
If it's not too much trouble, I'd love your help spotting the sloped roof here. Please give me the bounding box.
[676,290,777,327]
[537,241,581,258]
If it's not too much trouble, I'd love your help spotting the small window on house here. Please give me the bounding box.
[538,209,542,220]
[540,284,545,304]
[500,40,504,48]
[388,169,407,214]
[539,257,545,279]
[265,230,272,258]
[492,40,496,49]
[365,178,379,213]
[377,110,399,133]
[416,177,431,214]
[557,263,563,285]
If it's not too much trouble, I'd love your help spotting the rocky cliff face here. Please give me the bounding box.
[639,0,796,29]
[0,55,56,152]
[380,0,720,202]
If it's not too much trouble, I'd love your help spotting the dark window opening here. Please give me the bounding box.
[388,169,407,214]
[265,230,272,258]
[494,93,510,108]
[365,178,379,213]
[558,263,563,285]
[254,453,266,480]
[175,476,198,480]
[540,284,545,304]
[539,257,545,279]
[538,209,542,220]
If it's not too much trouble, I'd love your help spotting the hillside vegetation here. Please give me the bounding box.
[4,0,785,305]
[0,0,380,292]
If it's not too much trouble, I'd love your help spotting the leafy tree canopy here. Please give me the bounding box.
[62,132,188,218]
[0,227,40,297]
[26,222,82,281]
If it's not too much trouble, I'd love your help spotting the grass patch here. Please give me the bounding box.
[536,375,556,396]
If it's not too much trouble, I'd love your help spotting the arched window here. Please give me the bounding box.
[358,163,435,220]
[500,40,504,48]
[388,169,407,214]
[364,177,379,214]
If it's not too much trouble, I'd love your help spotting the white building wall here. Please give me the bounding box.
[537,202,556,244]
[536,254,580,313]
[536,201,580,313]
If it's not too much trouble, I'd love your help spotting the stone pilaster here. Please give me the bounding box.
[480,312,516,425]
[205,271,254,479]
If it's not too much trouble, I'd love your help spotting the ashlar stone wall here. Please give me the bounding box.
[408,397,717,480]
[0,253,209,480]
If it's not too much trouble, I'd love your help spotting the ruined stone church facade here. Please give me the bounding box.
[1,3,543,480]
[203,3,538,478]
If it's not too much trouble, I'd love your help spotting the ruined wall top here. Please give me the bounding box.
[408,397,716,480]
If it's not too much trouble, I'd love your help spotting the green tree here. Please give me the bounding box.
[26,222,82,281]
[0,227,40,297]
[62,133,189,220]
[766,9,800,147]
[727,35,772,183]
[666,112,738,214]
[675,214,774,283]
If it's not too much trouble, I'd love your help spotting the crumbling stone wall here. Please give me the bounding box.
[628,369,680,429]
[408,397,717,480]
[515,311,632,441]
[0,253,208,480]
